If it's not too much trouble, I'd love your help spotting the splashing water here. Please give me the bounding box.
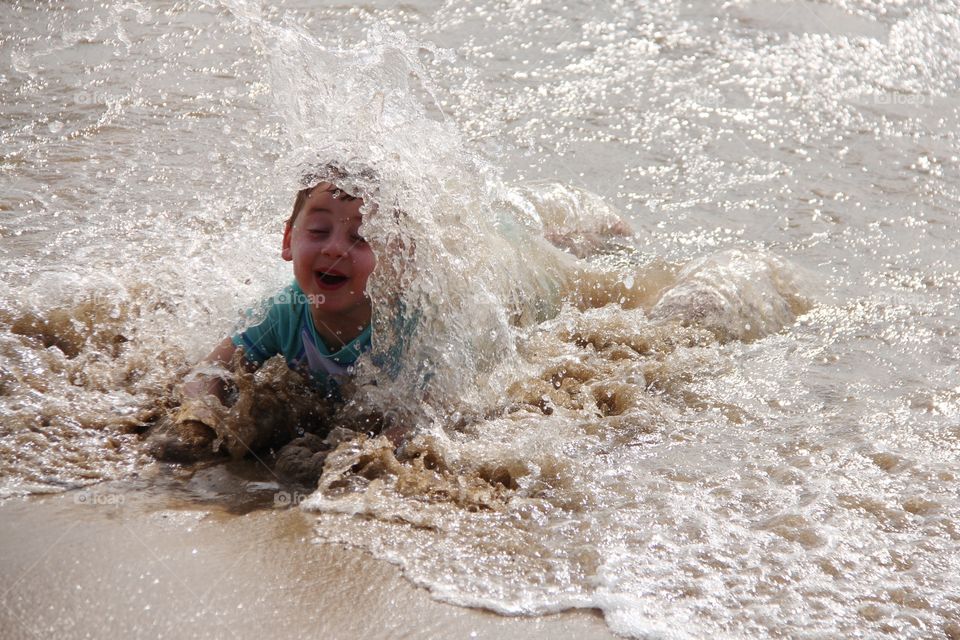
[2,1,959,638]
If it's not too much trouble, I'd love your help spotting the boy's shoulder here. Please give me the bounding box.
[238,281,308,328]
[263,281,311,331]
[231,281,309,363]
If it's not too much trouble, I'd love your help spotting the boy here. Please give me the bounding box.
[147,178,378,462]
[146,177,636,464]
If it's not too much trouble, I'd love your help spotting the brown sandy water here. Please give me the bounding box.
[2,0,960,638]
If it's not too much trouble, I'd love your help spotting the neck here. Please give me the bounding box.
[309,305,371,351]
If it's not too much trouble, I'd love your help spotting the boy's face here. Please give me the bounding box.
[282,184,375,336]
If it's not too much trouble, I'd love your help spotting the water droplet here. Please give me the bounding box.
[48,120,64,134]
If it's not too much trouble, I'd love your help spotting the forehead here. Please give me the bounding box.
[301,183,364,219]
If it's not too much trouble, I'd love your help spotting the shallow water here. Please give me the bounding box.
[2,0,959,638]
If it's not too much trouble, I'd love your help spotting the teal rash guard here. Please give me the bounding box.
[231,282,372,391]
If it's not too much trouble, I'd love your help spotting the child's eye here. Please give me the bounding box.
[308,228,330,236]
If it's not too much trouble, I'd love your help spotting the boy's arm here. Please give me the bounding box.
[181,337,258,404]
[147,339,259,463]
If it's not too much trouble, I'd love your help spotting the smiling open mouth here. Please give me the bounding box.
[315,270,349,289]
[318,272,347,284]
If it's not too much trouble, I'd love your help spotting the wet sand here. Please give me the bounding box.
[0,464,614,640]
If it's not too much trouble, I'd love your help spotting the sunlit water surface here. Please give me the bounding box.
[1,1,959,638]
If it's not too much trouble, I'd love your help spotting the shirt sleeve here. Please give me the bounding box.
[231,298,286,366]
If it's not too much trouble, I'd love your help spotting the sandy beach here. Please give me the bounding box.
[0,463,615,640]
[5,1,960,636]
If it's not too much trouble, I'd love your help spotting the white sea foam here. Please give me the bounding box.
[2,1,958,638]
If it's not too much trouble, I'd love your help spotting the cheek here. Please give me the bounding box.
[354,250,376,281]
[290,235,316,257]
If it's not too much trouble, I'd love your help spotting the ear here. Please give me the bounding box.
[281,222,293,261]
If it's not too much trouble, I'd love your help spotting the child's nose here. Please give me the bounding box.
[320,232,350,256]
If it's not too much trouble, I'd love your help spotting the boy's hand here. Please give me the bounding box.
[274,433,330,486]
[381,424,409,448]
[144,413,221,463]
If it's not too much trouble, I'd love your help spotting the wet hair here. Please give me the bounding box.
[287,183,359,226]
[287,164,378,226]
